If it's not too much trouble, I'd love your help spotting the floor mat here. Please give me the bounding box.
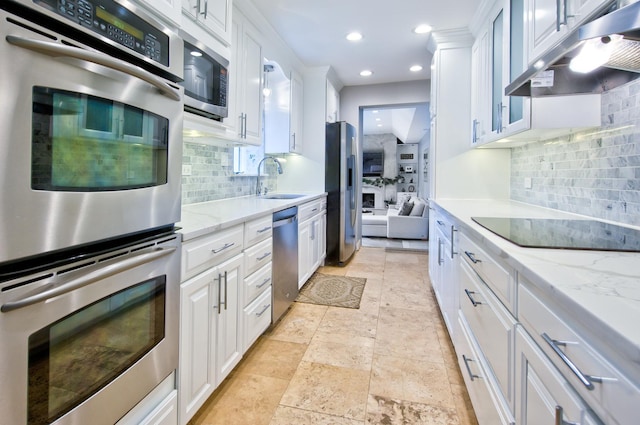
[296,272,366,309]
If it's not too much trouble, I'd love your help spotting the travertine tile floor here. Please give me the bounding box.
[189,247,478,425]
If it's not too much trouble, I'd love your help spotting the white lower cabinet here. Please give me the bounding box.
[298,198,327,289]
[515,327,601,425]
[243,287,273,350]
[179,253,243,425]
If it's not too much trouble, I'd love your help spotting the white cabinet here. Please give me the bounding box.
[528,0,612,64]
[179,230,244,425]
[326,80,339,123]
[289,71,304,153]
[298,198,327,289]
[430,210,458,339]
[182,0,232,46]
[130,0,182,27]
[515,327,601,425]
[223,10,263,145]
[470,28,490,145]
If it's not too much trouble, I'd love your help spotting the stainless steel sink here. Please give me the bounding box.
[263,194,305,199]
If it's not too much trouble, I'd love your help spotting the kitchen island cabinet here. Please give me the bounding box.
[429,199,640,425]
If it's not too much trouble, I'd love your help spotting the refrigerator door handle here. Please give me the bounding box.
[348,154,356,210]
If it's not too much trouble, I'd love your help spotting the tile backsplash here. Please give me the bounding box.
[511,79,640,226]
[182,142,277,205]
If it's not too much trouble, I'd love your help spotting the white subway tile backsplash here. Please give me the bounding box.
[511,79,640,226]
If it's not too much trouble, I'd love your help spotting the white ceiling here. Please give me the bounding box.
[250,0,481,86]
[362,105,429,143]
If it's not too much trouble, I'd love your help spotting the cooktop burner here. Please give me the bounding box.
[471,217,640,252]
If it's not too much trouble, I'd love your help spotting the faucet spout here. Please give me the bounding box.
[256,156,283,196]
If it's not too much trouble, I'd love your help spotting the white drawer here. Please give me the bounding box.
[244,287,272,351]
[244,215,272,247]
[298,198,324,222]
[457,313,514,425]
[181,225,244,281]
[518,282,637,425]
[459,232,514,312]
[244,262,272,306]
[433,209,455,244]
[460,260,516,410]
[244,237,272,277]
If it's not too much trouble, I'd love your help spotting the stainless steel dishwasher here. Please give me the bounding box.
[272,206,299,323]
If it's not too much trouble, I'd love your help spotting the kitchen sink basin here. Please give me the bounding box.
[263,193,305,199]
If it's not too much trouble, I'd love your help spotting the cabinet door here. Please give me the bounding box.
[130,0,181,26]
[490,7,505,136]
[222,18,241,136]
[318,212,326,262]
[240,20,263,144]
[529,0,570,62]
[179,269,216,425]
[298,219,311,289]
[515,327,602,425]
[326,80,339,123]
[200,0,232,45]
[290,71,304,153]
[471,29,489,146]
[215,254,243,385]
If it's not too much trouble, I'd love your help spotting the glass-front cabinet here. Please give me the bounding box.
[472,0,529,146]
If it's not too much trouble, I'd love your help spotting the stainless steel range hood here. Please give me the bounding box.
[506,0,640,97]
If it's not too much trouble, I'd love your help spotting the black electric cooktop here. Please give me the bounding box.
[471,217,640,252]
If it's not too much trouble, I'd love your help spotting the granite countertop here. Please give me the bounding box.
[431,198,640,384]
[178,192,327,241]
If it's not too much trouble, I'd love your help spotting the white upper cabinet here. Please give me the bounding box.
[289,70,304,154]
[182,0,232,46]
[326,80,339,123]
[528,0,612,64]
[222,10,263,145]
[131,0,182,27]
[471,29,490,145]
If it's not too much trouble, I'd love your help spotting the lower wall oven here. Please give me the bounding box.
[0,232,181,425]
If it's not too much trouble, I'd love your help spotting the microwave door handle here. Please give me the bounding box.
[6,35,181,102]
[0,247,177,313]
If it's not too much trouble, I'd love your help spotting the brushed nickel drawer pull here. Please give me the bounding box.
[464,251,482,264]
[257,278,271,289]
[542,333,595,390]
[255,304,270,317]
[257,226,271,233]
[464,289,482,307]
[436,220,445,226]
[212,242,235,254]
[462,355,479,381]
[555,406,578,425]
[256,252,271,261]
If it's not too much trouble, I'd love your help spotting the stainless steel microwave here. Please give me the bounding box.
[180,31,229,120]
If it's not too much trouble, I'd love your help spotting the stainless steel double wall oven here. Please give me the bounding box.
[0,0,184,423]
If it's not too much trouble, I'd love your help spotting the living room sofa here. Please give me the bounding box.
[361,195,429,240]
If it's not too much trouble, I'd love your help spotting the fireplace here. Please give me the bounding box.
[363,193,375,208]
[362,187,384,209]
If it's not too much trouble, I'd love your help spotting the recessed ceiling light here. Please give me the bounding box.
[346,32,363,41]
[190,50,203,57]
[377,124,383,127]
[410,65,423,72]
[372,110,379,114]
[360,70,373,77]
[375,118,381,121]
[414,24,432,34]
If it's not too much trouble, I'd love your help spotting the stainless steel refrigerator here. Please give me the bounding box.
[325,121,359,265]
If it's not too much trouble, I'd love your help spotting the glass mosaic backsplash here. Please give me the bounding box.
[511,78,640,226]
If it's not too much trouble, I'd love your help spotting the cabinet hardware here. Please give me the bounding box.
[212,242,235,254]
[464,289,482,307]
[223,271,228,310]
[216,273,222,314]
[255,304,270,317]
[437,238,444,265]
[257,252,271,261]
[437,220,445,226]
[462,355,480,381]
[464,251,482,264]
[472,119,478,144]
[257,278,271,289]
[542,333,596,390]
[257,226,271,233]
[554,406,578,425]
[450,226,458,258]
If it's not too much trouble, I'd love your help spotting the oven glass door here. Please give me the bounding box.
[28,276,166,424]
[32,87,169,191]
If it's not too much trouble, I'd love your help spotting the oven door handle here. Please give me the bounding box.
[5,35,181,102]
[0,247,177,313]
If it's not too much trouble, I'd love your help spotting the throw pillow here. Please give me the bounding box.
[397,194,411,205]
[398,201,414,216]
[410,201,426,217]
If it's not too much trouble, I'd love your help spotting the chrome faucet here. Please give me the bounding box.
[256,156,283,195]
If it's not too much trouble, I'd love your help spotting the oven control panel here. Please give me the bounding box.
[34,0,169,66]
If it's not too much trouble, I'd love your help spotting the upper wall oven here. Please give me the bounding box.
[180,30,229,120]
[0,0,184,266]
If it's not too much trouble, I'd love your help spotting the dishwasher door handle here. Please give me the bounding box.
[273,217,297,228]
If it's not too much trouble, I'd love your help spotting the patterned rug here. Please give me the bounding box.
[296,272,366,309]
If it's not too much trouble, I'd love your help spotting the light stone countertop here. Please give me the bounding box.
[178,192,327,242]
[431,198,640,385]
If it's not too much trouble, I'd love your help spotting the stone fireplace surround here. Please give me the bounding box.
[362,187,384,209]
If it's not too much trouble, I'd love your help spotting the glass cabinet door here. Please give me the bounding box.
[491,10,504,134]
[509,0,525,126]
